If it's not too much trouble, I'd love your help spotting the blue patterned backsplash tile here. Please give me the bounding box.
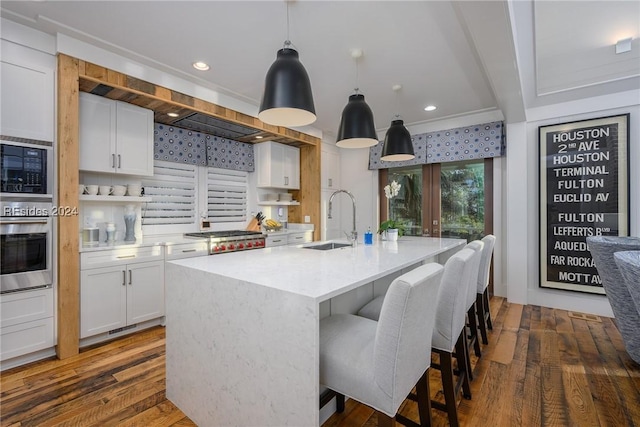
[369,121,504,169]
[154,124,254,172]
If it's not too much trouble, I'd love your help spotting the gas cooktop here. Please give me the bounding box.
[184,230,266,254]
[184,230,264,239]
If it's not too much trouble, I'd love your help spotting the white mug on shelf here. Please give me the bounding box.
[85,185,99,195]
[98,185,113,196]
[78,184,86,195]
[112,185,127,196]
[127,184,142,197]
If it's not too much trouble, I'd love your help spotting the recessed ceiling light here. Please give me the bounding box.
[167,112,179,117]
[424,105,437,112]
[192,61,210,71]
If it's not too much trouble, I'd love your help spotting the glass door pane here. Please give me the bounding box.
[387,166,423,236]
[440,160,485,241]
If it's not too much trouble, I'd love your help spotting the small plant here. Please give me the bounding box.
[380,180,405,236]
[378,219,406,237]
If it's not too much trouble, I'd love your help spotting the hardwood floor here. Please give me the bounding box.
[1,297,639,426]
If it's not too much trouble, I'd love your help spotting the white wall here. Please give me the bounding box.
[504,90,640,317]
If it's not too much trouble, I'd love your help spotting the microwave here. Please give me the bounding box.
[1,141,52,195]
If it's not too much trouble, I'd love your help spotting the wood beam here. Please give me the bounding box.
[56,54,80,359]
[77,60,320,147]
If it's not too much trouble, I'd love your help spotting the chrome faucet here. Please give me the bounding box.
[328,190,357,245]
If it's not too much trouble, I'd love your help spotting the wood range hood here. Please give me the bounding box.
[57,54,321,359]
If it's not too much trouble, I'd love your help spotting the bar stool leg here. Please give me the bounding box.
[483,289,493,330]
[467,304,482,358]
[416,370,432,427]
[476,293,489,345]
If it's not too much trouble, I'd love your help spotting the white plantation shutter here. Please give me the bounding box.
[207,168,247,223]
[142,161,196,225]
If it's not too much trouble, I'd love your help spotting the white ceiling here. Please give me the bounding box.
[2,1,638,139]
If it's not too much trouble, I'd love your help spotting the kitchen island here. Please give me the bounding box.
[164,236,465,426]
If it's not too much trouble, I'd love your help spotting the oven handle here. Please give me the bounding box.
[0,218,49,225]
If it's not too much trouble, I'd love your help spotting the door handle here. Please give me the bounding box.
[118,154,122,169]
[112,154,116,168]
[129,270,132,285]
[328,178,332,187]
[182,249,197,253]
[122,270,126,286]
[284,176,289,186]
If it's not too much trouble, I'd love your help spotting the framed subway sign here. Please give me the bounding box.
[539,114,629,294]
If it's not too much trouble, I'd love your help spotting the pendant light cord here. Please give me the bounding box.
[284,1,292,49]
[354,58,360,94]
[394,86,401,120]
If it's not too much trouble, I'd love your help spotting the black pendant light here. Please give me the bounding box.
[258,3,315,127]
[336,49,378,148]
[381,85,415,162]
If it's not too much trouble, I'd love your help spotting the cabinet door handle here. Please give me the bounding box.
[117,255,136,259]
[182,249,197,253]
[272,239,283,243]
[122,270,126,286]
[328,178,332,187]
[284,176,289,186]
[112,154,116,169]
[118,154,122,169]
[129,270,132,285]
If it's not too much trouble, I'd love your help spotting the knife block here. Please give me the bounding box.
[246,218,261,232]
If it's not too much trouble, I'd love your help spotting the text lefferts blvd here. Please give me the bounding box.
[3,206,78,216]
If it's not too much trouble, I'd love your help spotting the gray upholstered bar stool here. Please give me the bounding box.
[358,249,475,427]
[320,263,444,427]
[464,240,484,364]
[614,250,640,364]
[615,251,640,312]
[476,235,496,345]
[587,236,640,364]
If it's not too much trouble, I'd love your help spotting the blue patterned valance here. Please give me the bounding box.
[154,124,254,172]
[369,121,504,170]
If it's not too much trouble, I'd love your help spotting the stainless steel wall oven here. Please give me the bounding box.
[0,201,52,293]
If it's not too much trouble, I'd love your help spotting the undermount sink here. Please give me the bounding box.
[304,242,353,251]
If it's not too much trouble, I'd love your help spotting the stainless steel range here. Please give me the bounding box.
[184,230,266,255]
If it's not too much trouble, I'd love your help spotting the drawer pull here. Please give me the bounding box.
[182,249,197,253]
[273,239,283,243]
[117,255,136,259]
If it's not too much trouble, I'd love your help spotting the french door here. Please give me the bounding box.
[379,158,493,240]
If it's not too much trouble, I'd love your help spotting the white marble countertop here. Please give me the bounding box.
[79,233,206,252]
[170,236,465,302]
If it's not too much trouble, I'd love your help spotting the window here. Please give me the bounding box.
[142,161,197,228]
[382,159,490,241]
[440,161,485,241]
[388,166,423,236]
[142,161,250,232]
[206,168,248,223]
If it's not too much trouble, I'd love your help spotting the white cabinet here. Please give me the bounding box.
[80,246,164,339]
[79,92,154,176]
[287,231,313,245]
[255,141,300,189]
[321,147,340,190]
[165,241,209,260]
[0,288,55,362]
[0,40,55,142]
[266,234,287,247]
